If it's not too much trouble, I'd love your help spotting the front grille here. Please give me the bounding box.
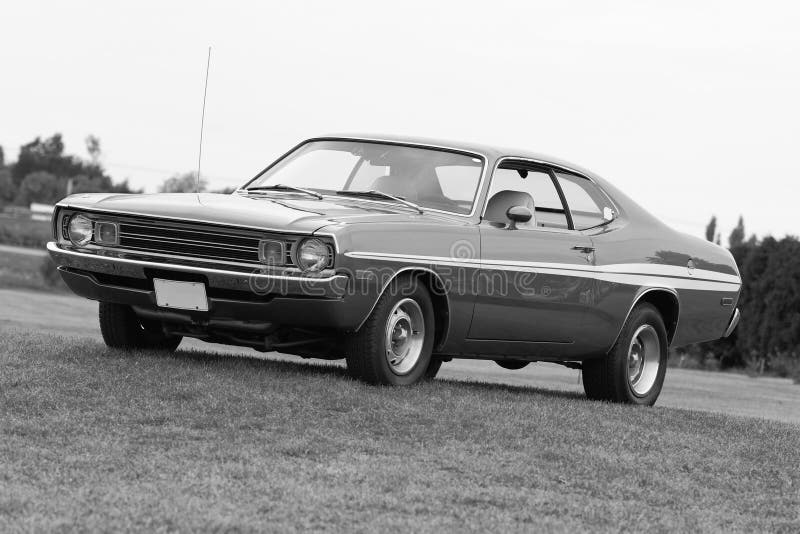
[60,210,335,270]
[117,221,262,264]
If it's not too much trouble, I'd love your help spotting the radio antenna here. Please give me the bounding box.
[196,46,211,195]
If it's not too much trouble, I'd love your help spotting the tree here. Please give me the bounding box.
[12,134,73,185]
[14,171,65,206]
[0,169,16,205]
[0,145,5,167]
[159,172,206,193]
[7,133,139,203]
[110,179,141,194]
[12,133,105,186]
[729,216,745,248]
[705,216,717,242]
[85,135,101,164]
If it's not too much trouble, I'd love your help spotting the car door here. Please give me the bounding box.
[467,161,596,344]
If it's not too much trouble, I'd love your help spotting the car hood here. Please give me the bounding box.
[57,192,454,233]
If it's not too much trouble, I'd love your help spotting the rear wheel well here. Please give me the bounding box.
[636,289,679,345]
[395,270,450,351]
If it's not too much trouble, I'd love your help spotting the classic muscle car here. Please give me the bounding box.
[48,134,742,405]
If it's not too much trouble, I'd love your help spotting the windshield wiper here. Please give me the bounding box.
[246,184,323,200]
[336,190,423,214]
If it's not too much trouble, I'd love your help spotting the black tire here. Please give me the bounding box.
[582,303,668,406]
[99,302,182,351]
[346,277,435,385]
[495,359,530,370]
[425,356,444,379]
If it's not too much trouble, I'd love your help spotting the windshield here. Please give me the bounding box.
[245,140,485,215]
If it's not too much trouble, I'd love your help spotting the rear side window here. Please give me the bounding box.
[555,172,612,230]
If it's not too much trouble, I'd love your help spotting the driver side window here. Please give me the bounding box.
[485,166,569,229]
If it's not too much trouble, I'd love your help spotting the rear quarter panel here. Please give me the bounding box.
[584,218,741,352]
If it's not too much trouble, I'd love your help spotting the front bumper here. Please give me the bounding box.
[47,242,364,331]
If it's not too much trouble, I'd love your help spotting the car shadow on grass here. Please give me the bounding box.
[168,347,586,403]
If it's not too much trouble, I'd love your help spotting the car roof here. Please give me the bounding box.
[318,132,604,182]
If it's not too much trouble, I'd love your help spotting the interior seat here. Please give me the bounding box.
[484,190,536,228]
[371,174,414,199]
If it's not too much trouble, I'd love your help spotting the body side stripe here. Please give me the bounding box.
[344,251,741,291]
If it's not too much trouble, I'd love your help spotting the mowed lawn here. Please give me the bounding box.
[1,328,798,532]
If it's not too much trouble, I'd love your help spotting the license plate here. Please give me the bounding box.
[153,279,209,311]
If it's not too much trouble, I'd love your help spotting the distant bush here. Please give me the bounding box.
[159,171,207,193]
[0,169,16,205]
[757,352,800,382]
[0,217,53,248]
[14,171,65,206]
[668,348,721,372]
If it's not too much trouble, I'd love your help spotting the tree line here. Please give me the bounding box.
[683,216,800,378]
[0,133,232,209]
[0,133,142,207]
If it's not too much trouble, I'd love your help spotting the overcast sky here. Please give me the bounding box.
[1,1,798,243]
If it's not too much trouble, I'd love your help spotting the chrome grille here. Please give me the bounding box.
[116,220,263,265]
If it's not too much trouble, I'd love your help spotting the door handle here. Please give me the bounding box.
[571,245,595,254]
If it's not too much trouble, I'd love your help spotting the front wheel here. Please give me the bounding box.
[99,302,182,351]
[346,278,434,385]
[582,303,667,405]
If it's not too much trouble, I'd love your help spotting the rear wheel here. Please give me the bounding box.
[346,278,434,385]
[99,302,182,351]
[582,303,667,405]
[425,356,444,379]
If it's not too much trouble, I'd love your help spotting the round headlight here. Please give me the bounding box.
[296,238,329,272]
[68,214,93,246]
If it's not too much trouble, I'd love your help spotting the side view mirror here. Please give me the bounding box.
[506,205,532,230]
[603,207,616,222]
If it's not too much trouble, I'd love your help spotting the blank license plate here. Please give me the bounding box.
[153,279,209,311]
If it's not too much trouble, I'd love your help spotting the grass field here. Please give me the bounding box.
[1,327,798,532]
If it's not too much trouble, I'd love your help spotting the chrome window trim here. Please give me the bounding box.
[241,136,491,219]
[480,156,622,230]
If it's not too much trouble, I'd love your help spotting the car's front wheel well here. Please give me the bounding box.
[390,270,450,352]
[635,289,679,345]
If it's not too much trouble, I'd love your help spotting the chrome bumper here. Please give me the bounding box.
[723,308,740,338]
[46,241,348,299]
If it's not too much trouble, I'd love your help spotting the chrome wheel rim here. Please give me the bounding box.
[627,325,660,396]
[385,298,425,375]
